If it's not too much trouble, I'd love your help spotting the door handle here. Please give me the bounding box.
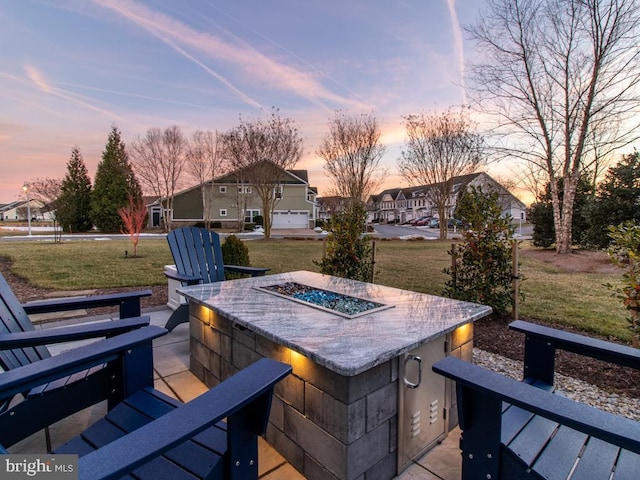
[403,354,422,389]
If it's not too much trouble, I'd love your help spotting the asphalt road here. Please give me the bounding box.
[371,223,457,239]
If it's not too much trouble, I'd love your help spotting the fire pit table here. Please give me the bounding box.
[180,271,491,480]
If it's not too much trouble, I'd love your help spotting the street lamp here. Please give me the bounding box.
[22,183,32,237]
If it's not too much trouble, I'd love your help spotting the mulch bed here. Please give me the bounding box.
[474,314,640,398]
[2,250,638,398]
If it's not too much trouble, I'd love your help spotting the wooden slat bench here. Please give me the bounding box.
[433,320,640,480]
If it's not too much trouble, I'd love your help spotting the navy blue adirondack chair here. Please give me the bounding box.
[0,271,152,449]
[0,323,291,480]
[433,320,640,480]
[164,227,270,331]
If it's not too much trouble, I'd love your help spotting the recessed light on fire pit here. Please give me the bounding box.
[256,282,393,319]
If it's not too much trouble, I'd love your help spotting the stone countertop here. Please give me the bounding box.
[179,271,492,376]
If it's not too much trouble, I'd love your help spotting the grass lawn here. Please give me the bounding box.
[0,236,631,343]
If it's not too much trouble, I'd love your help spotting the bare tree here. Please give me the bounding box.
[129,126,187,232]
[118,195,147,257]
[26,178,63,242]
[220,109,303,238]
[186,130,228,229]
[316,112,387,205]
[467,0,640,253]
[398,108,485,239]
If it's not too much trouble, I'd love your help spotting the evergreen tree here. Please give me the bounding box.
[57,147,93,232]
[583,152,640,249]
[91,126,142,233]
[445,186,517,315]
[313,202,374,282]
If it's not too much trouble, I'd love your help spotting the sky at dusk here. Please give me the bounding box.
[1,0,495,203]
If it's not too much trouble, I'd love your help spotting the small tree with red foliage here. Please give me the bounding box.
[118,196,147,257]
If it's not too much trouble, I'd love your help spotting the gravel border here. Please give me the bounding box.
[473,348,640,422]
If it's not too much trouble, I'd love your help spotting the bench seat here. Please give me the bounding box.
[432,320,640,480]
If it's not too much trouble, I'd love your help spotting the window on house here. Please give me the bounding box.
[245,209,260,223]
[219,186,227,193]
[238,186,252,194]
[220,209,227,216]
[274,185,283,199]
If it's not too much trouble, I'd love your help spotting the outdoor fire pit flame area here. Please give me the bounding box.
[256,281,393,318]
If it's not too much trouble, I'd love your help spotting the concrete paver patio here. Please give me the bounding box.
[12,307,461,479]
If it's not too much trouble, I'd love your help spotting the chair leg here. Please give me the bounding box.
[164,304,189,332]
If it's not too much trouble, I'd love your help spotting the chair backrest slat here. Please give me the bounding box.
[0,273,51,372]
[167,227,226,285]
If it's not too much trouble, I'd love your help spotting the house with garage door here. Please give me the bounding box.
[164,161,318,230]
[367,172,527,225]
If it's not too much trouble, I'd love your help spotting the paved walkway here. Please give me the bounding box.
[14,307,462,479]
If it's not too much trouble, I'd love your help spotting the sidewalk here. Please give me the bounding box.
[15,307,462,479]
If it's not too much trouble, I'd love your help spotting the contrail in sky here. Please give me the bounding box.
[25,65,124,120]
[445,0,467,104]
[91,0,361,111]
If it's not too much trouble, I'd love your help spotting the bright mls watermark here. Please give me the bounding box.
[2,455,77,479]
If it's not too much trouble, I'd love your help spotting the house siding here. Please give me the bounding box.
[166,162,317,229]
[367,173,527,224]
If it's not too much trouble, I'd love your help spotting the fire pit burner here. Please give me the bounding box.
[256,281,392,318]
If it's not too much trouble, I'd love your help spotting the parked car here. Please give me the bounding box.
[415,216,434,226]
[409,216,430,226]
[429,218,463,229]
[448,218,463,229]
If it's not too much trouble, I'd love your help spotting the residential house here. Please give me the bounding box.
[316,196,349,223]
[0,199,48,221]
[366,172,527,224]
[158,161,318,229]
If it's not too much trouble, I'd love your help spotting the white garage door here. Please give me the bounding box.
[272,211,309,229]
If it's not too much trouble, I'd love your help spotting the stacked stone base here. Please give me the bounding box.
[189,302,473,480]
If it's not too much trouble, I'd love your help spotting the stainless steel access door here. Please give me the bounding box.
[397,337,447,473]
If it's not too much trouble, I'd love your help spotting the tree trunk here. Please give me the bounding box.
[201,188,209,230]
[438,205,448,240]
[262,198,272,239]
[555,174,579,254]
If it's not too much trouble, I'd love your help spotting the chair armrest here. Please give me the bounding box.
[432,356,640,454]
[510,320,640,368]
[0,326,167,400]
[22,289,153,318]
[163,269,202,285]
[0,316,150,349]
[509,320,640,386]
[224,265,270,277]
[78,358,292,480]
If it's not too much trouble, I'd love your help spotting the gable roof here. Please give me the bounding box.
[368,172,524,205]
[0,200,27,213]
[168,160,310,200]
[215,160,308,186]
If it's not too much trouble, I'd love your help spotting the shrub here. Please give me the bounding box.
[606,221,640,347]
[253,215,264,226]
[313,203,374,282]
[444,186,520,315]
[222,235,250,268]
